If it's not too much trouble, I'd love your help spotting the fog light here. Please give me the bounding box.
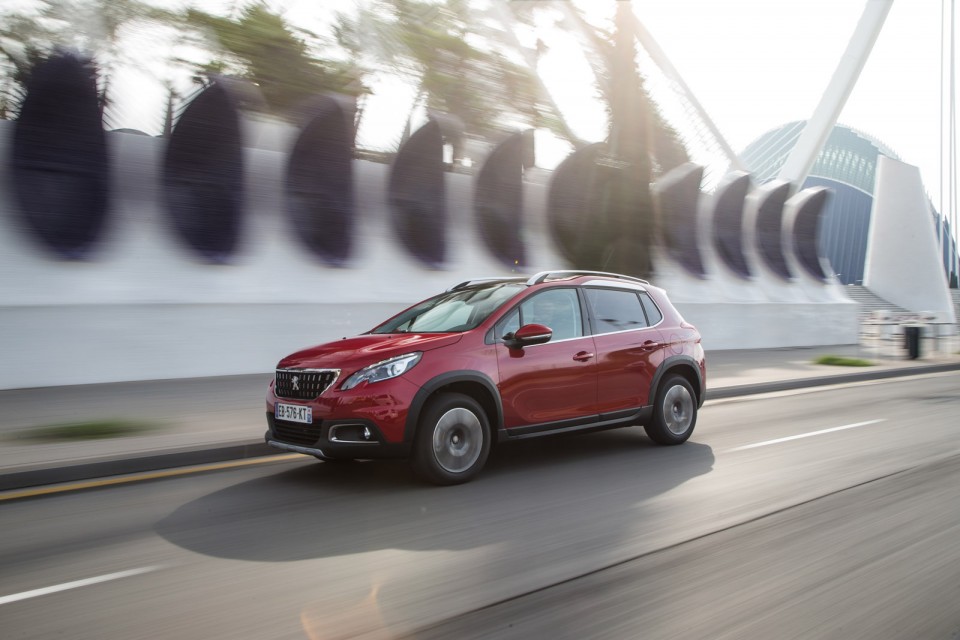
[329,424,377,443]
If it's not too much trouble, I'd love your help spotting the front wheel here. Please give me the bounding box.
[412,392,491,485]
[645,375,697,445]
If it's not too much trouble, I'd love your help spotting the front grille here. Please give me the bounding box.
[275,368,339,400]
[272,419,323,447]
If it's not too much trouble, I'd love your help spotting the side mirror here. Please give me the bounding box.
[503,323,552,349]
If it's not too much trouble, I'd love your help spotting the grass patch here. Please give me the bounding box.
[13,420,163,442]
[814,355,875,367]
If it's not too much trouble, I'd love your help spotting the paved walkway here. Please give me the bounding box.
[1,343,958,490]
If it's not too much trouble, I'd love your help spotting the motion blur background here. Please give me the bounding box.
[1,0,958,389]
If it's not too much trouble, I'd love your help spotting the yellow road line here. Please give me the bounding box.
[0,454,303,502]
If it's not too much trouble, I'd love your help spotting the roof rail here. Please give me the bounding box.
[446,276,526,292]
[526,270,651,286]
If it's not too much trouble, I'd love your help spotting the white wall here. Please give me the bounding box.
[0,121,858,389]
[863,156,956,323]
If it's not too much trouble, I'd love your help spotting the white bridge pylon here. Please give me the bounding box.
[777,0,895,185]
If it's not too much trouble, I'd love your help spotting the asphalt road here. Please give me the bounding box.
[1,372,959,639]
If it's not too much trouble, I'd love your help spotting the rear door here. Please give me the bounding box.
[584,285,667,415]
[494,288,598,429]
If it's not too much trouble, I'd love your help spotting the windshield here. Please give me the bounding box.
[372,284,524,334]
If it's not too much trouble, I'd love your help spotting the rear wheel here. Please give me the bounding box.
[645,374,697,445]
[412,392,491,485]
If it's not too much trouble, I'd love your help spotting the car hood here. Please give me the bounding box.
[277,333,463,371]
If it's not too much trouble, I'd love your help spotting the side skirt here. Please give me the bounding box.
[497,407,652,442]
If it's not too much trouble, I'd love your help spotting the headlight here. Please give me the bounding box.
[341,352,422,390]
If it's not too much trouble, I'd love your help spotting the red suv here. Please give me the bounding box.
[265,270,705,484]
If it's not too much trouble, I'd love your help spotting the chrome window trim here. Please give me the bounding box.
[521,334,596,348]
[501,322,665,343]
[587,323,664,337]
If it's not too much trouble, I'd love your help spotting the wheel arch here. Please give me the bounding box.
[403,371,503,442]
[649,356,705,409]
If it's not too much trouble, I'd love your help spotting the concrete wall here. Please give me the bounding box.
[863,156,957,323]
[0,120,859,389]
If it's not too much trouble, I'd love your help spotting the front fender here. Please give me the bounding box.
[402,370,504,442]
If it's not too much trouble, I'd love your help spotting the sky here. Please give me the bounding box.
[53,0,956,221]
[633,0,950,212]
[528,0,951,215]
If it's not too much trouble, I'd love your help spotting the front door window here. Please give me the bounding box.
[519,288,583,340]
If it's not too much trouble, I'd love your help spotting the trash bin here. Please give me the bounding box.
[903,325,922,359]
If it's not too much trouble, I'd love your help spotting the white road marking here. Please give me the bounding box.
[0,566,161,606]
[729,419,887,452]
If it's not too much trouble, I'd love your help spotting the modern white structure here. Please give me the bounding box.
[777,0,895,185]
[864,156,957,322]
[0,0,951,390]
[0,116,859,389]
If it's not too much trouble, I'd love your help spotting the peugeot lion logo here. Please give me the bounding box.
[291,376,300,391]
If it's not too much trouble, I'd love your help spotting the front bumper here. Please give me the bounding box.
[264,372,421,459]
[264,413,411,459]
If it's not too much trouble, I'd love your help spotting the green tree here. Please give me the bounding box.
[603,1,655,276]
[0,0,179,120]
[0,42,44,119]
[337,0,570,158]
[184,2,365,118]
[508,0,690,278]
[508,0,688,176]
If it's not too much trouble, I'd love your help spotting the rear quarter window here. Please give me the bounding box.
[639,292,663,325]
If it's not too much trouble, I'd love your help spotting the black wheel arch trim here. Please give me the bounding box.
[403,370,504,442]
[650,356,705,408]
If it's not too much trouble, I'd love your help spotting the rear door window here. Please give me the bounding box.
[585,288,648,334]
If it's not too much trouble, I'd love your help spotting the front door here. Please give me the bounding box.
[494,288,598,429]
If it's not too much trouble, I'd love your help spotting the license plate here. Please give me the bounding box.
[275,402,312,424]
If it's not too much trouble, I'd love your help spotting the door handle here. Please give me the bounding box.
[641,340,662,350]
[573,351,595,362]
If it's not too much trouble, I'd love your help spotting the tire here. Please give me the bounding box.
[411,392,491,485]
[645,374,697,445]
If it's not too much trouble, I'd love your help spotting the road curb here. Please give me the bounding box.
[0,442,275,492]
[3,362,959,492]
[705,361,960,400]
